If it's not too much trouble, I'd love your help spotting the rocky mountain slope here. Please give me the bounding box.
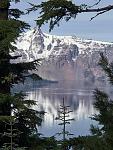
[11,27,113,81]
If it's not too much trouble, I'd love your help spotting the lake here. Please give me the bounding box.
[18,78,111,140]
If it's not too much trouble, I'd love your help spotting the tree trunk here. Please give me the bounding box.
[0,0,10,94]
[0,0,10,115]
[0,1,11,147]
[0,0,9,20]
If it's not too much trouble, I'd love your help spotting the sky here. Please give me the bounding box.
[11,0,113,42]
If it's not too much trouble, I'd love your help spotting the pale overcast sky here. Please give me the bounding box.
[11,0,113,42]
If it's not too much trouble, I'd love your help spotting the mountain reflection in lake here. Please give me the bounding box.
[12,78,112,139]
[19,79,105,139]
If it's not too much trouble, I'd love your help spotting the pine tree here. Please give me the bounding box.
[0,0,43,148]
[89,54,113,149]
[56,98,74,141]
[55,98,74,150]
[0,116,26,150]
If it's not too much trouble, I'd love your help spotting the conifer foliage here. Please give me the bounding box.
[28,0,113,32]
[89,54,113,149]
[0,0,43,149]
[56,98,74,141]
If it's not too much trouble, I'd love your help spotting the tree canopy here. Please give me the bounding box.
[28,0,113,31]
[0,1,43,149]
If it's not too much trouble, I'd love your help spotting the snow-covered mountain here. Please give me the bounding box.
[11,27,113,81]
[12,27,113,62]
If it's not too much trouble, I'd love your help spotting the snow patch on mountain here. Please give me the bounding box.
[11,27,113,63]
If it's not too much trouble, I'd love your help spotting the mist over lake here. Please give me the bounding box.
[12,67,112,139]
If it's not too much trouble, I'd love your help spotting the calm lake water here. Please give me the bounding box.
[18,79,111,139]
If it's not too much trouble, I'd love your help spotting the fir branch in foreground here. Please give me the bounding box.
[27,0,113,31]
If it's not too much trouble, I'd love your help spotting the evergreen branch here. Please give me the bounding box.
[9,9,24,18]
[99,53,113,84]
[27,0,113,31]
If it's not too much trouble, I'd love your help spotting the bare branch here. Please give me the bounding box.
[90,9,109,21]
[88,0,102,8]
[79,4,113,13]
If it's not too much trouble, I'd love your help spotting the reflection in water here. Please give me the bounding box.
[24,80,99,138]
